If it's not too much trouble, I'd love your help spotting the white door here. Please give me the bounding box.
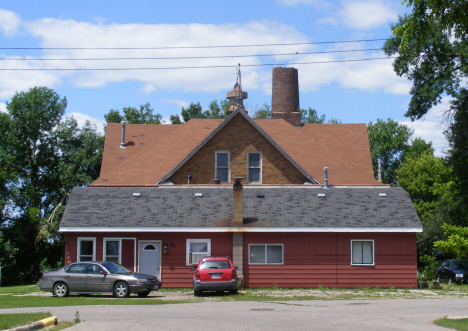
[139,242,161,278]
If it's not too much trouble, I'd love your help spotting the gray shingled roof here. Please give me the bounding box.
[59,186,421,230]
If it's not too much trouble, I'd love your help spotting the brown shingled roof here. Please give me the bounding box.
[91,116,380,186]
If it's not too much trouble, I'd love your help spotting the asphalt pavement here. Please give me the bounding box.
[2,298,468,330]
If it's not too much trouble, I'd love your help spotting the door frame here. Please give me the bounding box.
[138,240,162,279]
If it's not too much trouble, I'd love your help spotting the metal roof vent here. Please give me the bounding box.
[379,193,387,198]
[133,193,141,197]
[322,167,330,189]
[318,193,326,198]
[195,193,203,198]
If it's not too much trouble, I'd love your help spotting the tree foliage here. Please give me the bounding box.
[367,118,433,185]
[397,152,453,221]
[434,224,468,259]
[0,87,103,285]
[104,103,162,124]
[251,104,340,124]
[171,100,230,124]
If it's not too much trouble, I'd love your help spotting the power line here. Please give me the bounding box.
[0,56,395,71]
[0,38,388,50]
[0,48,384,61]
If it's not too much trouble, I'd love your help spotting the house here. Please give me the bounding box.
[59,67,422,288]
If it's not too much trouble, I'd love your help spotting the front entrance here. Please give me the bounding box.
[138,241,161,278]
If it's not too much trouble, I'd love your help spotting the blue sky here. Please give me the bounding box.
[0,0,450,155]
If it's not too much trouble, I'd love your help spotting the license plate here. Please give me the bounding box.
[456,274,463,278]
[211,274,221,279]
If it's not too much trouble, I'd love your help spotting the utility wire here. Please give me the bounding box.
[0,48,384,61]
[0,56,395,71]
[0,38,388,50]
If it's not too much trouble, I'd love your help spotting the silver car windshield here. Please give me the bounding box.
[101,263,131,274]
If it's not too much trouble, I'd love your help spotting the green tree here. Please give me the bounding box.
[300,108,340,124]
[104,103,162,124]
[0,87,103,285]
[171,100,230,124]
[434,224,468,259]
[252,103,271,119]
[367,119,433,185]
[384,2,468,222]
[397,152,453,222]
[208,100,230,119]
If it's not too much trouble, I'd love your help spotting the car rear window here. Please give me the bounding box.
[199,260,231,270]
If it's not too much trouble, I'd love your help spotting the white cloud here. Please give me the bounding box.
[67,112,106,133]
[0,102,7,113]
[290,49,411,95]
[140,84,156,95]
[162,99,190,109]
[0,9,21,37]
[0,13,408,102]
[320,0,398,30]
[399,100,451,157]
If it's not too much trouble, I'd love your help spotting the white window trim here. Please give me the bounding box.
[351,239,375,266]
[248,243,284,265]
[103,238,122,264]
[247,151,262,184]
[215,151,230,184]
[77,237,96,262]
[186,239,211,266]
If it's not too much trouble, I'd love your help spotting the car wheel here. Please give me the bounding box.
[230,289,238,295]
[194,288,200,296]
[53,282,69,298]
[114,281,130,298]
[137,291,151,297]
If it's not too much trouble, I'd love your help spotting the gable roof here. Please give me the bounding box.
[157,109,318,184]
[92,113,380,186]
[60,186,421,232]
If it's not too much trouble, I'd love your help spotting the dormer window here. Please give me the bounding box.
[215,151,230,183]
[247,151,262,184]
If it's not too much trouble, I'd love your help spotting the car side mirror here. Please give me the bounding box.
[100,270,108,275]
[234,266,238,270]
[190,267,196,271]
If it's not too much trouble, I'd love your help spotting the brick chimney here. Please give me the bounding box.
[271,67,301,127]
[232,177,243,225]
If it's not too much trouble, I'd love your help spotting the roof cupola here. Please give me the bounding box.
[227,64,248,114]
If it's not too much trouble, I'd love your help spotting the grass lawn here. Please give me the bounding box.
[0,312,52,330]
[0,284,40,295]
[434,317,468,331]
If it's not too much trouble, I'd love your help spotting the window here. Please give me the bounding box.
[215,151,230,183]
[104,239,120,263]
[186,239,211,265]
[88,264,104,274]
[249,244,283,264]
[247,152,262,184]
[351,240,374,265]
[66,263,88,274]
[78,238,96,262]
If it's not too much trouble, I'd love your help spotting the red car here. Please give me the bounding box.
[191,256,238,296]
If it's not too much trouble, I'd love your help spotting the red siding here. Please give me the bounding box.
[243,232,417,288]
[64,231,417,288]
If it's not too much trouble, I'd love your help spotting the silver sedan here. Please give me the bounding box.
[39,261,162,298]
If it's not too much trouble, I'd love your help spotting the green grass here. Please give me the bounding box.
[0,295,190,309]
[0,312,52,330]
[0,284,40,295]
[434,317,468,331]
